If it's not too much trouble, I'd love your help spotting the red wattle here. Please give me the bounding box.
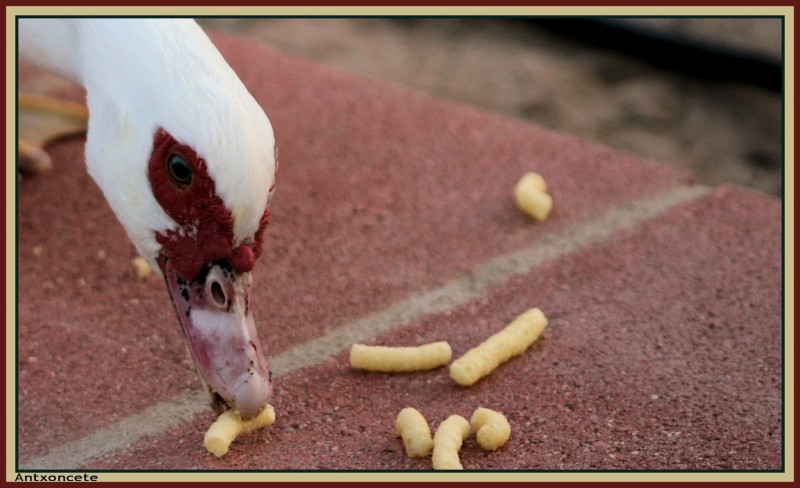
[231,244,255,273]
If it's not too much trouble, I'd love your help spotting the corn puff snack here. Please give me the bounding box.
[432,415,471,470]
[450,308,547,386]
[204,404,275,457]
[131,256,152,279]
[350,341,452,372]
[514,172,552,221]
[470,407,511,451]
[395,407,434,458]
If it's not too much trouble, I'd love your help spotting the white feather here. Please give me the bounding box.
[18,18,276,272]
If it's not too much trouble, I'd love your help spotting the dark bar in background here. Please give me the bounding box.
[527,18,783,93]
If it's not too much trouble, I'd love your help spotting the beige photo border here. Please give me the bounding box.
[6,5,794,483]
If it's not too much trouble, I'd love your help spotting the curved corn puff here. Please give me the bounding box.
[450,308,547,386]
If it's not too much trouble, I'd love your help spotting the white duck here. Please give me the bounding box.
[18,18,276,419]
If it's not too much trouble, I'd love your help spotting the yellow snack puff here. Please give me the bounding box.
[514,172,552,221]
[204,404,275,457]
[131,256,152,279]
[470,407,511,451]
[450,308,547,386]
[432,415,470,470]
[350,341,452,372]
[395,407,434,458]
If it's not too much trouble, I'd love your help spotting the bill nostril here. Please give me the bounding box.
[209,280,227,309]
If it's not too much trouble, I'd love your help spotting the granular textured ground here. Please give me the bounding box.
[85,187,782,470]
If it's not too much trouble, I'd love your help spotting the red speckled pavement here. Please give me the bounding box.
[13,31,786,481]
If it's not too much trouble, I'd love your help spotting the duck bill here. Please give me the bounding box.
[162,259,272,419]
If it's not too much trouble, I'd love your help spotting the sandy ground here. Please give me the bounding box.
[198,17,784,197]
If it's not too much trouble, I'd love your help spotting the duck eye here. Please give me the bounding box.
[167,154,192,187]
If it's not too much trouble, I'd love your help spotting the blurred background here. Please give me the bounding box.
[198,17,784,197]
